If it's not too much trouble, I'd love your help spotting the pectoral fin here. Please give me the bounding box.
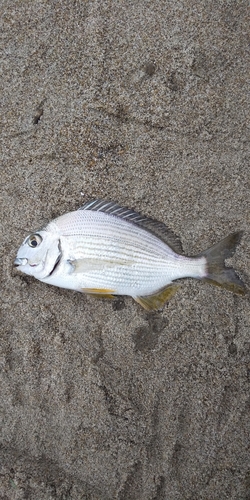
[81,287,116,299]
[134,284,180,311]
[70,258,132,273]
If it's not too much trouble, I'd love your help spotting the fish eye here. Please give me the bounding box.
[27,234,43,248]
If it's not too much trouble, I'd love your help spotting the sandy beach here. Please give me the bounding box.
[1,1,249,498]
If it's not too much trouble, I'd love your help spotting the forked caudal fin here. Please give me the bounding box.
[199,232,246,295]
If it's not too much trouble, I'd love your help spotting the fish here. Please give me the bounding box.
[14,199,246,310]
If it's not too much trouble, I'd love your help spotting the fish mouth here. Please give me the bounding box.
[14,258,28,267]
[14,258,39,268]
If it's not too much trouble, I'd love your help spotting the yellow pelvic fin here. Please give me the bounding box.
[134,284,180,311]
[81,287,116,299]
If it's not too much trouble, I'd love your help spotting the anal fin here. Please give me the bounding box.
[81,287,116,299]
[134,284,180,311]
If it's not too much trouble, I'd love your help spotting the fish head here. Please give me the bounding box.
[14,225,61,280]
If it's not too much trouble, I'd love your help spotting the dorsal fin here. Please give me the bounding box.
[78,199,183,254]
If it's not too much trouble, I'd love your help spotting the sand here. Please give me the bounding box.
[1,1,249,498]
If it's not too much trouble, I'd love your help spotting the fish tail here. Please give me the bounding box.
[199,232,246,295]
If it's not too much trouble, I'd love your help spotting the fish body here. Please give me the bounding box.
[14,200,246,310]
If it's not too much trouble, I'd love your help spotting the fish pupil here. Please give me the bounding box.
[28,234,42,247]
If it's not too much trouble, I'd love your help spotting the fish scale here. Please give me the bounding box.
[14,199,246,310]
[55,211,177,257]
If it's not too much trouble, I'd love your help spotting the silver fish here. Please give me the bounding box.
[14,199,246,310]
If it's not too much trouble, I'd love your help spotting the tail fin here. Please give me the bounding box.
[199,232,246,295]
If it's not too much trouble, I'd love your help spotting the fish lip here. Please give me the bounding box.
[14,257,28,267]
